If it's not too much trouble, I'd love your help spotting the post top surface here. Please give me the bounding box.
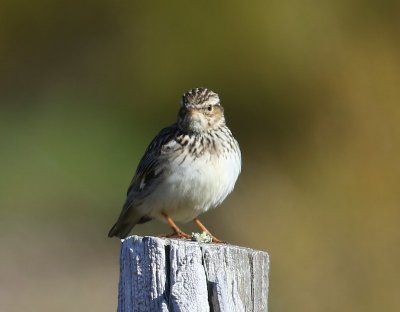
[121,235,269,257]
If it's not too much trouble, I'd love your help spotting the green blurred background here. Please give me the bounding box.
[1,1,399,311]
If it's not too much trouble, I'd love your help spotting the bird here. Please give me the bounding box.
[108,87,241,242]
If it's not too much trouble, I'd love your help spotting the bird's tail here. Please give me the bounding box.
[108,209,152,239]
[108,221,135,239]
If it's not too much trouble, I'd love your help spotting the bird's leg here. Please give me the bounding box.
[160,212,191,239]
[193,218,226,243]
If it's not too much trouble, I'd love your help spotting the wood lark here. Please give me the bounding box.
[108,87,241,242]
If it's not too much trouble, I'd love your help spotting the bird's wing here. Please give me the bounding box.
[127,124,180,197]
[108,124,181,238]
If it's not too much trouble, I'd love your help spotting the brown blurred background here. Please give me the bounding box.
[1,1,399,311]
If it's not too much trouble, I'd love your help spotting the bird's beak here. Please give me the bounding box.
[186,108,204,121]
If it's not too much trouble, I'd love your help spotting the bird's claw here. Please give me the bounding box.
[159,231,191,239]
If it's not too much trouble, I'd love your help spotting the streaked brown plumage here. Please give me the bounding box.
[108,88,241,241]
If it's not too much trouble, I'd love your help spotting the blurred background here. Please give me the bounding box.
[1,1,399,311]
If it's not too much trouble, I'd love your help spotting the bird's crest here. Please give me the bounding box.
[181,87,220,108]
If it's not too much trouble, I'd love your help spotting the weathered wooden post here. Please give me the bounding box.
[117,235,269,312]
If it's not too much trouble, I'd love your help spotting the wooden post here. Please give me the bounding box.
[117,235,269,312]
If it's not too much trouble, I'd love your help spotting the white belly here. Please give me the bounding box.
[144,149,241,223]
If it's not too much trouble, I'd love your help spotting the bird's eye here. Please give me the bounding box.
[207,105,213,112]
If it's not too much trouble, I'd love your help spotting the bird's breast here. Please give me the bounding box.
[149,140,241,222]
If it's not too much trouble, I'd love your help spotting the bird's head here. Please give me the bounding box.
[177,87,225,134]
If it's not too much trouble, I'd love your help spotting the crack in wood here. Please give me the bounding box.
[117,236,269,312]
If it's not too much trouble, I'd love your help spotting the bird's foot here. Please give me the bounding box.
[159,231,191,239]
[209,235,226,244]
[193,218,227,244]
[160,212,191,239]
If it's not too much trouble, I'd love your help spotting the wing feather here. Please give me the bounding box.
[108,124,180,238]
[127,124,179,196]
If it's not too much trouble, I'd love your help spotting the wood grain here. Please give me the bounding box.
[117,235,269,312]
